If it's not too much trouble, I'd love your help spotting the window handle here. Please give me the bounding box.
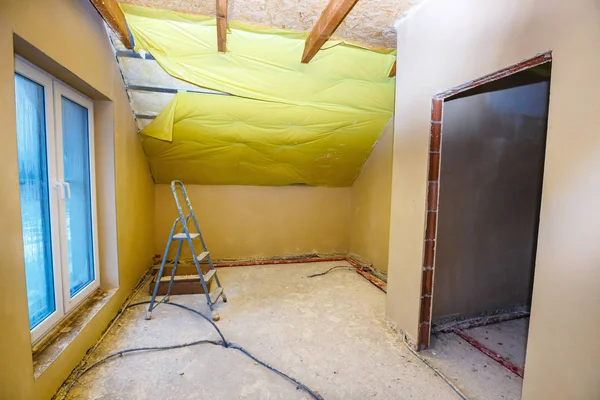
[63,181,71,199]
[53,181,71,199]
[54,181,65,199]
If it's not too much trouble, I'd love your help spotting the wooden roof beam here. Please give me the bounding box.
[301,0,359,64]
[216,0,227,52]
[90,0,133,49]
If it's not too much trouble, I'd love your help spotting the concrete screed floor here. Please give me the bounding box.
[424,319,528,400]
[63,261,519,400]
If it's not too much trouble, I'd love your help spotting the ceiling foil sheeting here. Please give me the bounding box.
[121,5,395,187]
[142,93,390,186]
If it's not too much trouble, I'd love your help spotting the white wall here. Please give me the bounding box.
[350,122,393,272]
[387,1,600,398]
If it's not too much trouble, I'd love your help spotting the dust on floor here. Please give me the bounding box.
[62,261,462,400]
[423,318,528,400]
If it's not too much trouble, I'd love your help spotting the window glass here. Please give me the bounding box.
[15,73,56,329]
[61,97,95,296]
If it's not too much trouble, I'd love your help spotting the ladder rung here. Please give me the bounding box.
[196,251,209,262]
[159,274,199,282]
[209,287,223,305]
[173,233,199,240]
[158,270,215,283]
[203,269,216,282]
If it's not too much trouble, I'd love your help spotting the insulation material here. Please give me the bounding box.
[129,91,175,116]
[122,5,395,112]
[123,5,395,187]
[137,118,154,130]
[119,0,417,49]
[118,57,223,93]
[142,92,390,186]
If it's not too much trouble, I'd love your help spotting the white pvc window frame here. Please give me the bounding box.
[15,56,99,343]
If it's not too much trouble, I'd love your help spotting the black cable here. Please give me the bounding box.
[128,300,228,346]
[73,340,222,380]
[63,301,323,400]
[307,264,388,285]
[306,265,356,278]
[229,344,321,398]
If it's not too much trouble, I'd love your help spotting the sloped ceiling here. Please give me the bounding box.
[109,1,415,186]
[119,0,417,49]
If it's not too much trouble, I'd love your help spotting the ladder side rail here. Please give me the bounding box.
[183,230,213,311]
[183,193,222,287]
[165,240,184,300]
[171,180,195,220]
[175,181,208,250]
[172,180,222,292]
[175,182,214,266]
[147,216,181,319]
[173,182,213,309]
[170,181,190,224]
[189,214,222,288]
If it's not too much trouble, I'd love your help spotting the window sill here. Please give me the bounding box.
[32,288,116,379]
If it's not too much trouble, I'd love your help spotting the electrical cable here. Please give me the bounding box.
[61,300,324,400]
[307,267,465,398]
[56,270,156,399]
[60,267,462,400]
[127,301,228,347]
[401,337,470,400]
[229,344,320,397]
[70,339,222,379]
[306,264,388,284]
[306,265,357,278]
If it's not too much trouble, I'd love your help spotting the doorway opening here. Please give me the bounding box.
[417,53,552,388]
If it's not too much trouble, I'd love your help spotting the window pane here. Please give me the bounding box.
[61,97,95,297]
[15,73,56,329]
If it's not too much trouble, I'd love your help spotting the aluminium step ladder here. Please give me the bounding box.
[146,180,227,321]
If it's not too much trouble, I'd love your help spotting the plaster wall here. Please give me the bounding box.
[433,78,549,321]
[387,0,600,398]
[155,185,351,260]
[0,0,154,398]
[350,122,394,272]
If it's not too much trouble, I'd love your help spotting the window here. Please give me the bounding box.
[15,57,99,342]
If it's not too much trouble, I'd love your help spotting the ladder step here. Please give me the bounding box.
[209,287,223,305]
[203,269,216,282]
[196,251,209,262]
[160,269,217,284]
[173,233,200,240]
[158,271,216,283]
[159,274,199,282]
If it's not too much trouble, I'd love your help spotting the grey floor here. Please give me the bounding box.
[63,262,522,400]
[423,319,529,400]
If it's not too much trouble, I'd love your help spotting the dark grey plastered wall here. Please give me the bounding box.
[432,70,550,322]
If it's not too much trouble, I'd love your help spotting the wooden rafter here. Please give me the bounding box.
[389,61,396,77]
[301,0,359,64]
[90,0,132,49]
[216,0,228,52]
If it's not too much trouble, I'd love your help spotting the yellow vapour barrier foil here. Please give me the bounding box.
[142,93,391,186]
[123,4,395,186]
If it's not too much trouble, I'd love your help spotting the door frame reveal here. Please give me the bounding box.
[417,51,552,350]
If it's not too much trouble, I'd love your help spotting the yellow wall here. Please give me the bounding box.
[387,0,600,398]
[155,185,351,260]
[349,122,393,272]
[0,0,154,398]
